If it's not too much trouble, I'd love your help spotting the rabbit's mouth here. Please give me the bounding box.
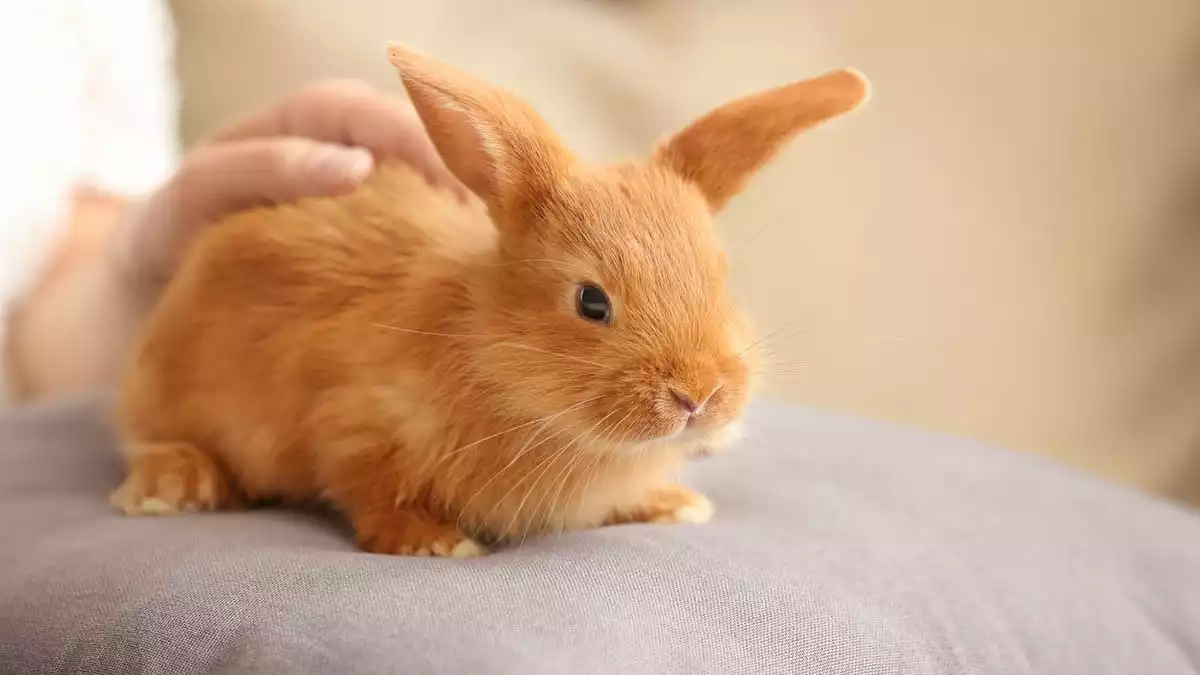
[685,418,744,448]
[624,417,745,455]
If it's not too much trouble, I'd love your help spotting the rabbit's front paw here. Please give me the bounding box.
[111,441,242,515]
[352,505,488,558]
[604,485,714,527]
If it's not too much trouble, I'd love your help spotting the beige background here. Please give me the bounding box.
[171,0,1200,502]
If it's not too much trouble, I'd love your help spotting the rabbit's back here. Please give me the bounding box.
[117,163,493,500]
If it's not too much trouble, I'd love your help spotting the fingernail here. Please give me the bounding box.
[313,146,374,185]
[340,147,374,182]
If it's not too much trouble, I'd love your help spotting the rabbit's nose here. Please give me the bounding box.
[670,389,701,414]
[669,383,724,416]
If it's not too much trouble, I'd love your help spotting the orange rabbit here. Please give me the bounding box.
[110,45,869,557]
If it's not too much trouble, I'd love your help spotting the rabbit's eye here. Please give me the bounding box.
[577,284,612,324]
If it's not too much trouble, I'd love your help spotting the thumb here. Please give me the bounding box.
[130,137,374,283]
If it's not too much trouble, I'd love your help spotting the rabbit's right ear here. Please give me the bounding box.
[387,45,575,231]
[654,68,869,213]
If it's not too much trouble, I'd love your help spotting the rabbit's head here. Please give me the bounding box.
[387,45,868,453]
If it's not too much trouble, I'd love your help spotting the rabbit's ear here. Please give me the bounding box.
[387,44,574,229]
[655,68,869,212]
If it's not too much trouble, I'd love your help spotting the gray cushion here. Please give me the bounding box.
[1,396,1199,675]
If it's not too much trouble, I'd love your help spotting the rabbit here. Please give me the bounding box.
[109,44,869,558]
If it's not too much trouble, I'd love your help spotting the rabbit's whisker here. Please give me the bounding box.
[509,406,620,546]
[490,342,612,370]
[372,324,612,371]
[438,395,602,466]
[524,407,620,547]
[500,434,581,545]
[371,323,488,339]
[541,434,597,537]
[738,323,800,357]
[501,406,617,545]
[458,414,571,536]
[564,406,638,533]
[481,258,578,272]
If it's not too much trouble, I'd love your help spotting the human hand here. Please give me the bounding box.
[114,78,467,293]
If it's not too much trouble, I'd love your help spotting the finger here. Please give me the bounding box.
[135,137,374,281]
[171,136,373,222]
[209,79,466,197]
[209,80,413,153]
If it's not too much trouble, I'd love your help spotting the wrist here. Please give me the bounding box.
[9,196,151,402]
[105,198,164,316]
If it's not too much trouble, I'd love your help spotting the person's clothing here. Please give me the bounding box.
[0,0,179,401]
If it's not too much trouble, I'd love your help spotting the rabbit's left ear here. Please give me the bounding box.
[387,44,576,234]
[654,68,870,212]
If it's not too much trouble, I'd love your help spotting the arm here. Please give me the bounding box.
[6,191,138,399]
[8,79,465,402]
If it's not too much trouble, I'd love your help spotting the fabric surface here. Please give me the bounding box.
[2,396,1199,674]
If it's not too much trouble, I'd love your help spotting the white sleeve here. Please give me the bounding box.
[0,1,179,403]
[75,0,181,198]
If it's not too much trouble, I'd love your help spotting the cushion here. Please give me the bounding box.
[2,396,1198,674]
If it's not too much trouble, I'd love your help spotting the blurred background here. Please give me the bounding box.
[169,0,1200,503]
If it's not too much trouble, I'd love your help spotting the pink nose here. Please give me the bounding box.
[669,384,721,415]
[671,389,702,414]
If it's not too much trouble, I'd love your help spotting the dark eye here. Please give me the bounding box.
[576,284,612,324]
